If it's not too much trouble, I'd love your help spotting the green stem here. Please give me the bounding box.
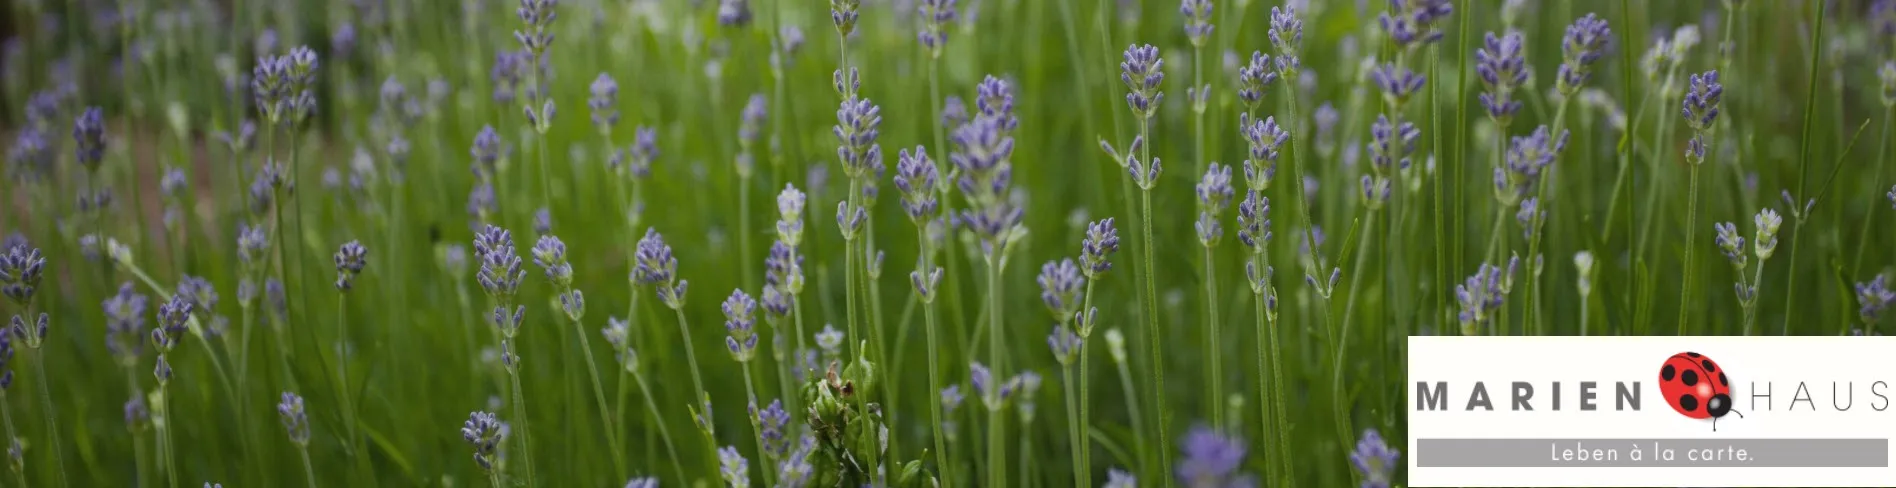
[1783,0,1827,337]
[671,307,710,422]
[741,366,775,487]
[1850,106,1894,278]
[335,294,365,471]
[741,176,755,292]
[160,381,176,488]
[1,392,25,488]
[986,253,1006,487]
[1061,362,1083,487]
[1678,164,1702,336]
[571,312,626,479]
[506,365,537,487]
[1202,243,1222,431]
[919,227,951,488]
[298,445,319,488]
[845,181,862,361]
[1111,331,1148,476]
[29,344,67,488]
[632,367,688,484]
[1137,116,1170,486]
[1525,99,1573,333]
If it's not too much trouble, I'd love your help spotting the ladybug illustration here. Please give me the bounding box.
[1658,352,1745,431]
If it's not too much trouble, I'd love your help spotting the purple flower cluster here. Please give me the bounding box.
[333,241,369,291]
[1121,44,1165,120]
[918,0,958,53]
[1682,70,1722,164]
[0,244,43,304]
[1195,163,1234,245]
[1378,0,1453,48]
[474,225,526,305]
[461,411,505,470]
[1857,275,1895,325]
[1351,429,1401,488]
[252,46,319,125]
[719,445,751,488]
[722,289,758,361]
[1177,424,1255,488]
[634,229,688,310]
[895,146,940,222]
[1557,14,1611,94]
[1080,218,1120,279]
[1475,31,1527,122]
[951,76,1025,255]
[1454,257,1519,335]
[278,392,311,445]
[589,73,619,131]
[1494,126,1569,205]
[1180,0,1213,46]
[1237,52,1278,108]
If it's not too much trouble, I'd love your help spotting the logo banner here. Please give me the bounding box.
[1407,336,1896,487]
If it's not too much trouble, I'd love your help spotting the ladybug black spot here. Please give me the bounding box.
[1701,360,1717,372]
[1707,394,1731,417]
[1720,372,1729,386]
[1661,364,1676,381]
[1682,370,1699,387]
[1678,394,1699,412]
[1687,352,1702,358]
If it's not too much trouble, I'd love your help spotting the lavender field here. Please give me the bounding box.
[0,0,1891,486]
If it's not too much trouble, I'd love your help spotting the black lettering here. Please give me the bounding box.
[1616,381,1640,411]
[1416,382,1448,411]
[1580,381,1599,411]
[1750,381,1772,411]
[1513,382,1535,411]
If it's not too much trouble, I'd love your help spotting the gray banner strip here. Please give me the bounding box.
[1415,438,1889,468]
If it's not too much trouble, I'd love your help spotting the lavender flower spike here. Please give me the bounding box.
[1237,52,1277,108]
[333,241,369,291]
[474,225,526,304]
[634,228,689,310]
[1178,424,1255,488]
[723,289,759,362]
[1121,44,1165,120]
[1714,222,1746,270]
[1037,259,1086,320]
[1475,31,1528,122]
[833,96,884,180]
[1856,275,1896,325]
[719,445,751,488]
[73,106,107,171]
[894,146,940,222]
[918,0,958,54]
[589,73,619,131]
[1240,113,1289,190]
[1180,0,1213,47]
[0,244,44,305]
[1379,0,1454,48]
[1682,70,1722,165]
[462,411,505,471]
[1080,218,1120,279]
[1351,428,1402,488]
[278,392,311,445]
[1237,191,1273,255]
[1557,14,1611,95]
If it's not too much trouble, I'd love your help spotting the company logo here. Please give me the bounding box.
[1406,336,1896,487]
[1656,351,1743,431]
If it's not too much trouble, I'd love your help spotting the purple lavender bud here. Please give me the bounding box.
[1047,325,1081,364]
[1351,429,1401,488]
[1081,218,1120,277]
[515,0,558,56]
[718,0,753,26]
[1037,259,1086,319]
[1378,0,1453,48]
[1367,114,1419,176]
[1240,113,1289,190]
[1496,125,1570,204]
[176,275,218,316]
[103,282,148,360]
[532,235,574,288]
[333,241,369,291]
[1237,51,1278,106]
[895,147,941,222]
[834,96,885,180]
[628,126,659,179]
[1196,162,1235,211]
[1888,184,1896,210]
[1856,275,1896,325]
[941,384,965,413]
[1180,0,1214,46]
[123,395,148,429]
[1371,62,1426,108]
[918,0,958,52]
[0,244,43,304]
[6,128,53,183]
[765,241,804,292]
[332,23,357,56]
[758,399,791,456]
[970,361,997,406]
[942,95,970,130]
[153,355,172,382]
[1516,197,1542,240]
[73,106,107,170]
[1475,31,1527,121]
[739,93,767,148]
[590,73,619,130]
[1120,44,1166,119]
[463,411,505,470]
[1714,221,1746,269]
[718,446,751,488]
[830,0,862,35]
[472,125,503,177]
[723,289,759,361]
[266,279,287,322]
[976,76,1020,133]
[1557,14,1611,94]
[475,225,526,303]
[1682,70,1723,132]
[1104,468,1137,488]
[1237,191,1272,252]
[1269,6,1303,56]
[491,50,528,103]
[278,392,311,444]
[1878,0,1896,37]
[1454,260,1515,335]
[1178,424,1253,488]
[153,295,193,352]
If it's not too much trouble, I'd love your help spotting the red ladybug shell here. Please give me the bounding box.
[1658,352,1731,419]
